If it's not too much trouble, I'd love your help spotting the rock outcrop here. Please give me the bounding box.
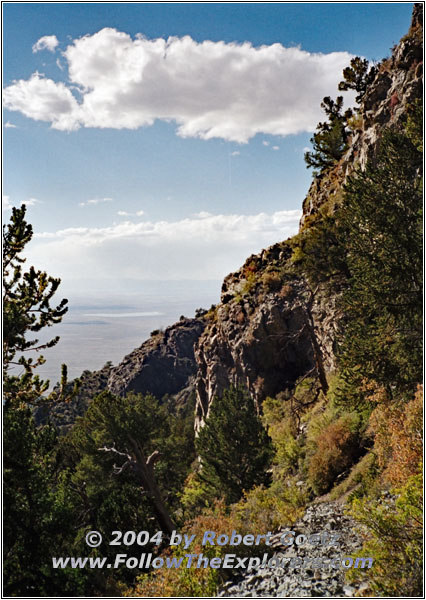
[301,3,423,226]
[107,316,205,399]
[194,5,423,431]
[194,246,340,431]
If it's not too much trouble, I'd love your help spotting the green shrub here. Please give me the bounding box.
[348,471,423,596]
[263,397,304,478]
[234,485,301,533]
[307,412,361,495]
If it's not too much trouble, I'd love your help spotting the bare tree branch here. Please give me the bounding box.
[146,450,162,467]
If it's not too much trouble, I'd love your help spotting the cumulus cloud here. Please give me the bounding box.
[231,151,240,156]
[79,197,113,207]
[32,35,59,53]
[4,121,17,128]
[27,209,301,282]
[3,73,80,131]
[4,28,354,141]
[272,146,280,151]
[262,141,270,146]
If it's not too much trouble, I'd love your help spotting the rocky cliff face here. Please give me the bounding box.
[301,4,423,227]
[107,316,205,399]
[194,5,423,431]
[194,246,341,431]
[40,316,205,431]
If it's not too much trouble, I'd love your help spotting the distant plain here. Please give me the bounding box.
[29,280,221,386]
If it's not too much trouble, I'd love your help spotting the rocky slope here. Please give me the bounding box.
[194,4,423,430]
[218,501,368,598]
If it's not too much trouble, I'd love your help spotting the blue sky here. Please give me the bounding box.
[3,2,414,295]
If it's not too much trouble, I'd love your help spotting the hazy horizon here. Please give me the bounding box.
[22,279,221,386]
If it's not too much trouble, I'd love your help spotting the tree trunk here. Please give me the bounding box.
[128,436,175,536]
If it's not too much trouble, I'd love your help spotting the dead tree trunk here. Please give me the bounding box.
[99,438,175,536]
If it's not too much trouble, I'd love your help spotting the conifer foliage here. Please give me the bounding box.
[3,205,68,404]
[196,387,274,504]
[338,120,423,399]
[338,56,377,103]
[304,96,352,174]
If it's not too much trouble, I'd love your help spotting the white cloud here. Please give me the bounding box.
[3,73,80,131]
[3,196,12,211]
[4,28,355,141]
[26,197,42,206]
[231,151,240,156]
[79,197,113,207]
[117,209,144,217]
[262,141,270,146]
[32,35,59,53]
[4,121,17,128]
[272,145,280,151]
[3,196,42,211]
[27,209,302,283]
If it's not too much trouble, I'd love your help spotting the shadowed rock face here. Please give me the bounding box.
[107,317,206,398]
[195,277,315,431]
[194,255,341,432]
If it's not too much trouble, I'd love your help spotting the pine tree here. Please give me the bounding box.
[3,204,68,405]
[3,206,83,595]
[338,56,377,104]
[304,96,352,174]
[75,391,177,535]
[338,118,423,399]
[3,405,86,596]
[196,387,274,504]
